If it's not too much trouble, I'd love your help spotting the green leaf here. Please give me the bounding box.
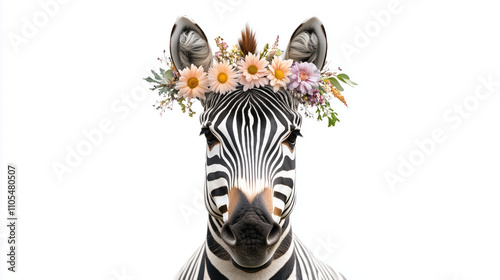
[337,73,349,81]
[327,117,334,127]
[327,112,340,127]
[327,77,344,91]
[260,43,270,59]
[347,79,358,86]
[144,77,160,84]
[337,73,358,86]
[318,85,326,94]
[151,70,162,81]
[164,69,174,82]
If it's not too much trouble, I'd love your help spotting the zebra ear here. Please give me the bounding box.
[170,16,213,71]
[284,17,327,70]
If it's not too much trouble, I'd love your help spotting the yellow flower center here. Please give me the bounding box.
[299,72,308,81]
[217,72,228,84]
[275,69,284,80]
[187,77,199,89]
[248,65,258,75]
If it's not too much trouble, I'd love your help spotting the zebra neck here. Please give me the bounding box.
[205,215,296,279]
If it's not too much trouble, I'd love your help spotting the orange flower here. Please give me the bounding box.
[268,57,293,92]
[208,62,238,94]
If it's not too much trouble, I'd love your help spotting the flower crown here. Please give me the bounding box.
[145,35,356,127]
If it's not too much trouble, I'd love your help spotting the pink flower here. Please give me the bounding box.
[237,53,269,91]
[175,64,209,102]
[288,62,320,93]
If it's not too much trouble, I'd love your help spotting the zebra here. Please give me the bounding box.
[170,16,345,280]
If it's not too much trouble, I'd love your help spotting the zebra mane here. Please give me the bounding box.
[238,25,257,55]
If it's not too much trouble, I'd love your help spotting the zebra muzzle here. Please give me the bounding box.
[220,189,282,269]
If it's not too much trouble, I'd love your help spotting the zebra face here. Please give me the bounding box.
[170,16,327,270]
[200,86,302,224]
[199,86,302,268]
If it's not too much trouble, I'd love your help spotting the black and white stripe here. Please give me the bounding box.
[176,216,346,280]
[175,86,344,279]
[200,86,300,223]
[169,16,345,280]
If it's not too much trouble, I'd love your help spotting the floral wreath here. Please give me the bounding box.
[145,35,356,127]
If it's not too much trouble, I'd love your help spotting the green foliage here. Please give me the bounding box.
[260,43,270,59]
[144,65,198,117]
[327,77,344,91]
[315,98,340,127]
[151,69,162,81]
[144,76,160,84]
[337,73,358,87]
[164,69,174,82]
[144,35,357,127]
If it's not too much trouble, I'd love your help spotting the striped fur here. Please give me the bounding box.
[200,86,301,223]
[170,16,343,279]
[176,216,345,280]
[175,86,344,279]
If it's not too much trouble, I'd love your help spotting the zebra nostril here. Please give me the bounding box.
[266,222,282,246]
[221,224,237,247]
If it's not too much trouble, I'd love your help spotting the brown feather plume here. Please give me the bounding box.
[238,25,257,55]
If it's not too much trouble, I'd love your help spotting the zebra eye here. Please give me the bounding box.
[284,130,302,150]
[200,127,219,150]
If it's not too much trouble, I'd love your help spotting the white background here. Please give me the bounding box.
[1,0,500,279]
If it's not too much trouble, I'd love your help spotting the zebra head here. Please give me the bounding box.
[170,16,327,271]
